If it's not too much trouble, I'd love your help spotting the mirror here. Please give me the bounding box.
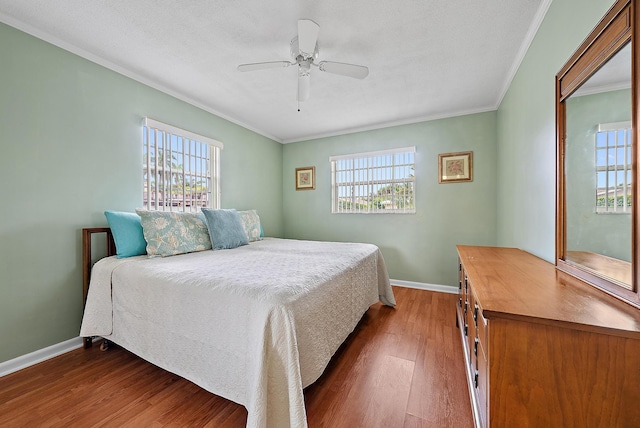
[564,43,632,289]
[556,0,640,308]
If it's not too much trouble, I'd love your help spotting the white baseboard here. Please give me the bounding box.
[390,278,457,294]
[0,337,84,378]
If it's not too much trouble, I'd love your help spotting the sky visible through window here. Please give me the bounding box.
[143,128,211,175]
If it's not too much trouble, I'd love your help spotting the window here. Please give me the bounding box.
[142,118,222,212]
[596,122,632,213]
[330,147,416,214]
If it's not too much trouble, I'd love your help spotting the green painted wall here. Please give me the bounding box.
[566,89,631,261]
[282,112,497,287]
[0,23,283,363]
[496,0,616,260]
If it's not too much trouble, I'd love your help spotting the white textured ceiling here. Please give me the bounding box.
[0,0,549,143]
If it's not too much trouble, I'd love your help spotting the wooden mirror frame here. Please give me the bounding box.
[556,0,640,308]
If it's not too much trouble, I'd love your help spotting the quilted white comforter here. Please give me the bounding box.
[80,238,395,428]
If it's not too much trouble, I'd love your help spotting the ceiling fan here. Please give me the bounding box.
[237,19,369,103]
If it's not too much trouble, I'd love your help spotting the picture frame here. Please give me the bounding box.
[438,151,473,183]
[295,166,316,190]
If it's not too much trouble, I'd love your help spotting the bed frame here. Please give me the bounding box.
[82,227,116,349]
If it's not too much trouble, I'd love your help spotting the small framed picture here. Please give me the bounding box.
[438,151,473,183]
[295,166,316,190]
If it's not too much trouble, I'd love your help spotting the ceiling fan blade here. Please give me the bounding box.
[318,61,369,79]
[297,19,320,56]
[237,61,292,72]
[298,73,310,101]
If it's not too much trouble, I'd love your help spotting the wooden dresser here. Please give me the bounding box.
[456,245,640,428]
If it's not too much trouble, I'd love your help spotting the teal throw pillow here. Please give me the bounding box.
[104,211,147,258]
[201,208,249,250]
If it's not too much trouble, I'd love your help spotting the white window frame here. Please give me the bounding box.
[330,147,416,214]
[142,118,223,212]
[595,121,632,214]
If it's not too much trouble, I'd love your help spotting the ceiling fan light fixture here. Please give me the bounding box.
[298,61,311,77]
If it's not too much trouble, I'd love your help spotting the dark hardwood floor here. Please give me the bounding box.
[0,287,473,427]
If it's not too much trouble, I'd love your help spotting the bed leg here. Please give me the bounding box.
[99,339,111,351]
[83,336,93,349]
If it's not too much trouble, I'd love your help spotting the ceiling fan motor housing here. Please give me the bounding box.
[291,36,318,63]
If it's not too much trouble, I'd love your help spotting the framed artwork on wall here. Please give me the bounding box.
[438,151,473,183]
[295,166,316,190]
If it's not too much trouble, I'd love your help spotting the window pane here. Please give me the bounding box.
[143,122,218,212]
[331,148,416,214]
[595,127,631,213]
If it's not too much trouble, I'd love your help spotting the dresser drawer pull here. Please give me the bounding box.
[458,296,463,307]
[474,372,479,388]
[474,338,478,356]
[473,304,478,322]
[464,324,468,336]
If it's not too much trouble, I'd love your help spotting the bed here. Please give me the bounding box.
[79,228,396,428]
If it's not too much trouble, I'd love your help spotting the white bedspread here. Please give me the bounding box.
[80,238,395,428]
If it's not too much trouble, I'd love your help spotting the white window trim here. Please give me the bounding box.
[143,118,223,149]
[598,121,631,132]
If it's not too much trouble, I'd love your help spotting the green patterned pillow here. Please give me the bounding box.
[136,209,212,257]
[238,209,262,242]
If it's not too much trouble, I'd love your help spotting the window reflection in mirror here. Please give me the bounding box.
[564,43,632,289]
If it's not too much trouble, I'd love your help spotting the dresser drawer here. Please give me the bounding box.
[476,343,488,428]
[477,305,488,353]
[466,285,477,362]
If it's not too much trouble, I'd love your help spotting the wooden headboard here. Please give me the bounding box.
[82,227,115,348]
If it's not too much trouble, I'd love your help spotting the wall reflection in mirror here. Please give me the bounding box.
[564,43,632,289]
